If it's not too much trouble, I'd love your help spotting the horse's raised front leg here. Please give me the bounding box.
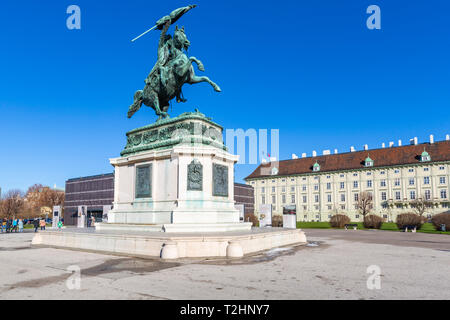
[189,56,205,72]
[188,67,221,92]
[127,90,143,118]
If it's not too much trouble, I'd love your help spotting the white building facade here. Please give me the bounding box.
[245,139,450,222]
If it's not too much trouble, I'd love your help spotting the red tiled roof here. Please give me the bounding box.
[245,140,450,180]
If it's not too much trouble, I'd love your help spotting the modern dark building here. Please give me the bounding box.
[64,173,255,225]
[234,183,255,215]
[64,173,114,225]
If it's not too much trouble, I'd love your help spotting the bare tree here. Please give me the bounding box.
[357,191,373,218]
[410,197,433,217]
[24,184,65,218]
[0,190,25,220]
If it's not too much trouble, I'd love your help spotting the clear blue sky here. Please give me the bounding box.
[0,0,449,192]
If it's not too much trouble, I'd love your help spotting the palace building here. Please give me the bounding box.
[245,136,450,222]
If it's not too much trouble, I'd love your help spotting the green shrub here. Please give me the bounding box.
[272,215,283,227]
[431,213,450,231]
[244,213,259,227]
[396,213,423,230]
[329,214,351,228]
[363,214,384,229]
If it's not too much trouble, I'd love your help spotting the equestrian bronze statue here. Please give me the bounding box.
[128,5,221,120]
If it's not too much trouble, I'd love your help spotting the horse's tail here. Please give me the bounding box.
[127,90,143,118]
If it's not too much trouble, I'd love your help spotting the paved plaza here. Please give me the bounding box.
[0,229,449,300]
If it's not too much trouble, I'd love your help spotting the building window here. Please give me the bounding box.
[291,186,295,192]
[394,169,400,174]
[356,214,360,219]
[340,194,345,202]
[367,172,372,176]
[425,190,431,200]
[380,180,386,187]
[272,180,275,183]
[395,191,401,200]
[441,190,448,199]
[409,178,415,186]
[326,182,331,190]
[341,205,346,210]
[394,178,400,186]
[327,205,332,210]
[261,181,265,184]
[340,182,345,189]
[302,185,307,191]
[354,193,359,202]
[261,187,265,193]
[326,175,331,179]
[409,169,414,173]
[396,204,402,209]
[424,168,429,172]
[353,181,358,188]
[410,191,416,200]
[282,179,286,182]
[443,203,449,208]
[303,196,307,203]
[272,187,276,193]
[440,177,446,184]
[327,194,332,202]
[281,186,286,193]
[353,173,358,177]
[380,171,385,175]
[382,204,388,209]
[272,195,276,204]
[424,177,430,185]
[381,192,387,201]
[314,195,319,203]
[291,194,295,204]
[291,178,295,182]
[282,194,286,204]
[314,184,319,191]
[303,206,307,210]
[439,166,445,170]
[261,196,265,204]
[367,180,373,188]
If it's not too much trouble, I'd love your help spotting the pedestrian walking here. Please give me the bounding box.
[33,219,39,232]
[12,219,18,233]
[40,219,46,231]
[18,219,24,233]
[1,219,6,233]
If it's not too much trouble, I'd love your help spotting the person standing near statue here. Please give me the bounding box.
[39,218,46,231]
[18,219,24,233]
[33,219,39,232]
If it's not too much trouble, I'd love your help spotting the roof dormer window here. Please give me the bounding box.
[365,155,374,167]
[313,162,320,172]
[421,150,431,162]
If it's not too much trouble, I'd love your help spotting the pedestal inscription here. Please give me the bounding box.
[213,164,228,197]
[136,164,152,198]
[187,159,203,191]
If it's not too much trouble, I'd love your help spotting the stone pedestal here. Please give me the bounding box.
[99,110,252,233]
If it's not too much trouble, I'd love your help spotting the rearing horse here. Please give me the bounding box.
[127,23,221,120]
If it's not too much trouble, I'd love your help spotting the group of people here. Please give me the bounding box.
[1,218,24,233]
[1,218,64,233]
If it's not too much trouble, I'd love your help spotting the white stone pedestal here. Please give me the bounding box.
[101,111,252,233]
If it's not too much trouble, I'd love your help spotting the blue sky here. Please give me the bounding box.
[0,0,449,192]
